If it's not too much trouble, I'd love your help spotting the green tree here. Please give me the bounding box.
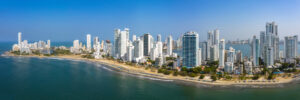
[211,75,217,81]
[199,74,205,79]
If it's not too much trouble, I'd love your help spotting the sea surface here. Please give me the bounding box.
[1,42,300,100]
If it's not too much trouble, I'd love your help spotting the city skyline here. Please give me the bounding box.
[1,0,300,42]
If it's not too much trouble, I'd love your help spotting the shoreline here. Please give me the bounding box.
[2,53,300,88]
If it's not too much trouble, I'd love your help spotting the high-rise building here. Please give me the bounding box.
[93,36,99,50]
[244,61,253,74]
[143,33,153,56]
[200,42,207,61]
[73,40,80,49]
[259,31,265,58]
[219,39,225,68]
[126,42,134,62]
[266,22,280,60]
[150,43,158,60]
[213,29,220,60]
[207,31,213,60]
[133,37,144,62]
[227,47,235,63]
[18,32,22,46]
[114,28,129,59]
[225,62,234,73]
[252,35,260,67]
[236,50,243,63]
[47,40,51,49]
[197,48,202,66]
[94,41,101,59]
[114,29,121,57]
[132,35,136,41]
[167,35,173,56]
[86,34,91,52]
[265,47,274,67]
[284,35,298,59]
[157,34,163,57]
[213,29,220,45]
[210,45,218,61]
[182,31,199,68]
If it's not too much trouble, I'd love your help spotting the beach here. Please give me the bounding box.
[3,52,300,88]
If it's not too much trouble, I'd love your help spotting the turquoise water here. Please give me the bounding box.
[1,42,300,100]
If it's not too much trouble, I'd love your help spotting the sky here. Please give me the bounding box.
[0,0,300,42]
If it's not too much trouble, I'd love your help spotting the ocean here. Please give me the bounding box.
[0,42,300,100]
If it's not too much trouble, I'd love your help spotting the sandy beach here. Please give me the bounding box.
[3,53,299,87]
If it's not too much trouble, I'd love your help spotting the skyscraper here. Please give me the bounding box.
[219,39,225,68]
[207,31,213,60]
[126,42,134,62]
[114,28,129,59]
[252,35,260,67]
[227,47,236,63]
[47,40,51,49]
[266,22,279,60]
[143,33,153,56]
[157,34,163,57]
[167,35,173,56]
[133,37,144,62]
[200,42,207,61]
[265,47,274,67]
[213,29,220,45]
[18,32,22,47]
[260,22,279,67]
[213,29,220,59]
[86,34,91,52]
[182,31,199,68]
[114,29,121,57]
[284,35,298,59]
[259,31,265,58]
[93,36,99,50]
[197,48,202,66]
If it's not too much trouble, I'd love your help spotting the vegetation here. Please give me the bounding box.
[224,75,232,80]
[188,73,196,77]
[11,51,20,55]
[81,54,94,59]
[52,49,71,55]
[166,57,176,61]
[173,70,178,76]
[210,75,217,81]
[199,74,205,79]
[252,74,260,80]
[267,73,276,80]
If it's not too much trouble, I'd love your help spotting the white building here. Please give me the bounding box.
[93,36,99,51]
[47,40,51,49]
[252,35,260,67]
[133,37,144,63]
[150,43,158,60]
[219,39,225,68]
[157,34,163,57]
[225,62,234,73]
[227,47,236,63]
[197,48,202,66]
[213,29,220,59]
[86,34,91,52]
[114,28,129,59]
[126,42,134,62]
[284,35,298,59]
[244,61,253,74]
[94,41,101,59]
[167,35,173,56]
[18,32,22,47]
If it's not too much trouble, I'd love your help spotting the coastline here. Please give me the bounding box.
[2,53,300,88]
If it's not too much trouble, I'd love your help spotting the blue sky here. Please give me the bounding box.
[0,0,300,42]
